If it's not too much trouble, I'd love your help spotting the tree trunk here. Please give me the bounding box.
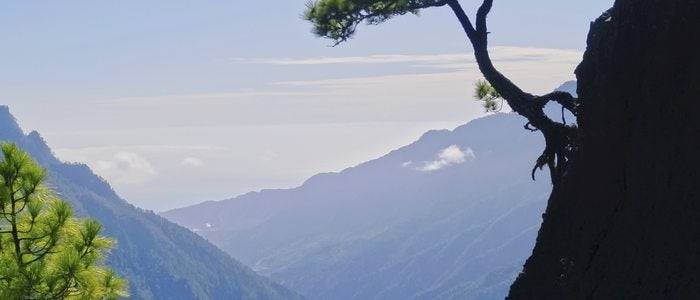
[447,0,577,184]
[508,0,700,298]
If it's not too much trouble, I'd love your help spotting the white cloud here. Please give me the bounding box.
[248,53,470,66]
[68,47,580,130]
[272,47,581,102]
[417,145,474,172]
[181,157,204,168]
[93,152,157,184]
[56,145,228,153]
[94,91,322,108]
[246,47,581,69]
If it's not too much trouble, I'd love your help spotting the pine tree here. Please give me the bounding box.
[0,143,128,299]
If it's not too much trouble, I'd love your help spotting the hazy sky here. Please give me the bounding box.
[0,0,611,211]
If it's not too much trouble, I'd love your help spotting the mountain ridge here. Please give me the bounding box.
[0,105,301,299]
[164,82,576,299]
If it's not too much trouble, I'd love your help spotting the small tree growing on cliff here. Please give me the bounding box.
[305,0,580,184]
[0,143,128,299]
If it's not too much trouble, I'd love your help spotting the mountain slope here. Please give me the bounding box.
[0,106,301,299]
[164,84,575,299]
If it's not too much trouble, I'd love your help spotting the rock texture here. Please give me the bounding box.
[509,0,700,298]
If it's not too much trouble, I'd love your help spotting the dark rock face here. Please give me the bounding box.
[509,0,700,299]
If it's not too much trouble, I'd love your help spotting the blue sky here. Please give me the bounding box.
[0,0,611,211]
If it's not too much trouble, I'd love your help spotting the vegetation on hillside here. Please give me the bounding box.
[0,106,301,299]
[0,143,128,299]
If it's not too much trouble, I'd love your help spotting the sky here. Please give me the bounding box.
[0,0,612,211]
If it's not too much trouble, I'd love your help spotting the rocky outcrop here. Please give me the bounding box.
[509,0,700,298]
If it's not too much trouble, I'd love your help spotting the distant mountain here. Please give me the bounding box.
[0,106,301,299]
[163,83,577,300]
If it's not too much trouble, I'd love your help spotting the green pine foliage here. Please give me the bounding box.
[0,143,128,299]
[304,0,446,44]
[474,79,503,112]
[305,1,504,111]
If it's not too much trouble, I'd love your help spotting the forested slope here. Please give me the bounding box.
[0,106,301,299]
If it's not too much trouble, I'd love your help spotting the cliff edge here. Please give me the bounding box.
[509,0,700,298]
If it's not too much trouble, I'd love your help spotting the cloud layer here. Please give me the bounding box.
[247,46,581,69]
[45,46,579,210]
